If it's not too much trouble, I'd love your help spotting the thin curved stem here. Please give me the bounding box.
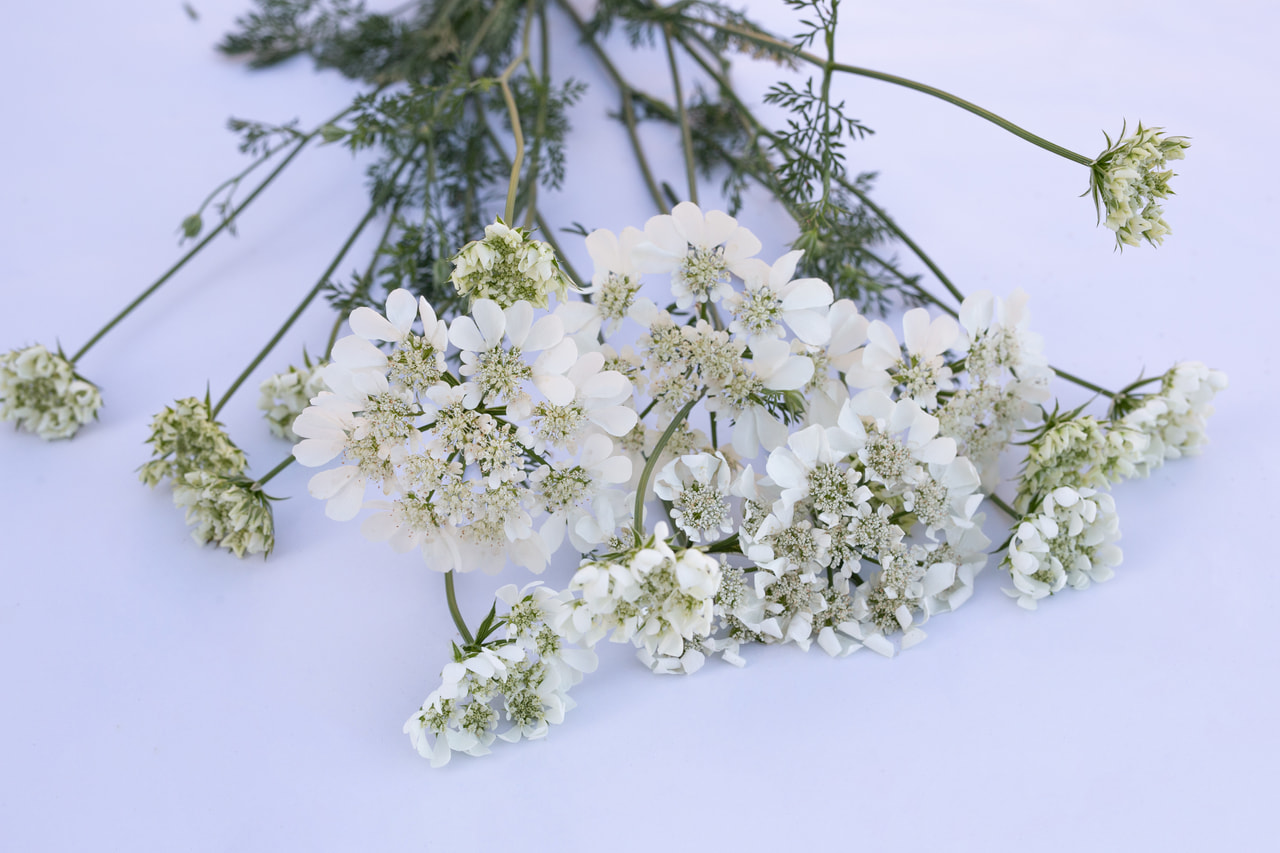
[1051,366,1118,399]
[633,393,704,540]
[69,100,362,363]
[986,492,1019,520]
[211,154,415,417]
[663,23,698,205]
[498,0,536,224]
[444,570,475,645]
[252,453,295,488]
[696,18,1093,166]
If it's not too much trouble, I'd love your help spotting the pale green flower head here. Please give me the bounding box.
[450,219,570,309]
[257,353,328,442]
[172,471,275,558]
[139,396,247,487]
[0,343,102,440]
[1089,123,1190,249]
[1017,410,1148,510]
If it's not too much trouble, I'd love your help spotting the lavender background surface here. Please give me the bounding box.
[0,1,1273,849]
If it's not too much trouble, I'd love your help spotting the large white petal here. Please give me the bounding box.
[330,335,388,370]
[348,307,401,342]
[448,315,487,353]
[385,289,418,336]
[503,300,534,347]
[522,313,564,353]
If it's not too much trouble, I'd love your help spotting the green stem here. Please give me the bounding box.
[697,18,1093,166]
[324,178,413,358]
[663,23,698,205]
[444,570,475,645]
[986,492,1020,519]
[633,393,704,540]
[211,153,414,417]
[252,453,295,488]
[498,0,536,224]
[69,102,357,364]
[1051,366,1118,399]
[817,1,839,213]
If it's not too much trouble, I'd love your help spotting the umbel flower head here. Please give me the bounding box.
[451,219,570,309]
[0,344,102,440]
[172,471,276,558]
[1089,123,1190,248]
[139,396,247,487]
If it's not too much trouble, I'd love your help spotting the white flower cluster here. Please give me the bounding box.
[1003,486,1121,609]
[1121,361,1228,476]
[140,397,272,559]
[0,344,102,440]
[290,203,1227,764]
[404,583,596,767]
[450,219,569,309]
[1089,124,1190,248]
[564,524,722,674]
[257,355,328,441]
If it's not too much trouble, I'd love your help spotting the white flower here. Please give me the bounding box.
[847,307,959,409]
[581,225,646,334]
[0,344,102,440]
[449,298,576,420]
[726,250,832,346]
[632,202,762,309]
[451,219,569,308]
[1089,123,1189,248]
[1122,361,1227,475]
[1003,486,1122,609]
[566,524,722,671]
[653,451,735,543]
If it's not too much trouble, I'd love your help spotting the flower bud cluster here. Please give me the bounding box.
[1090,124,1189,248]
[257,356,328,441]
[139,397,247,487]
[451,219,568,309]
[172,471,275,557]
[0,344,102,440]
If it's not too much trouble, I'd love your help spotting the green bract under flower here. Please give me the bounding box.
[0,344,102,440]
[1089,123,1189,248]
[450,220,568,309]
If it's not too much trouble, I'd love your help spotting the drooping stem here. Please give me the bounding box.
[633,393,704,540]
[695,17,1093,166]
[663,23,698,205]
[69,101,361,364]
[444,570,475,645]
[211,154,415,417]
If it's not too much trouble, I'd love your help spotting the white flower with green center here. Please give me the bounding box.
[727,250,833,346]
[0,344,102,440]
[834,390,957,490]
[582,224,645,333]
[653,451,735,543]
[258,355,329,442]
[533,432,632,553]
[632,201,762,309]
[1003,486,1122,609]
[527,349,636,454]
[172,471,275,558]
[848,307,959,410]
[449,298,576,420]
[1089,123,1189,248]
[451,219,569,308]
